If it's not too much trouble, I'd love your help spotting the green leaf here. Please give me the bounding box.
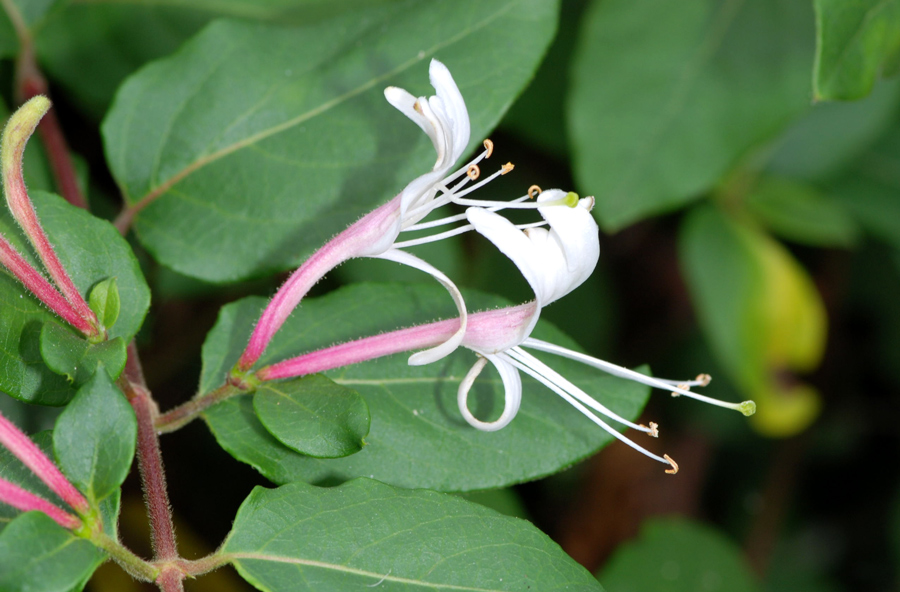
[814,0,900,101]
[103,0,559,282]
[254,374,370,458]
[598,517,759,592]
[568,0,814,230]
[88,277,121,331]
[828,119,900,250]
[53,370,137,504]
[201,283,651,491]
[0,191,150,405]
[766,78,900,181]
[40,322,127,387]
[680,206,766,391]
[34,1,401,118]
[223,479,603,591]
[0,512,105,592]
[746,177,859,248]
[0,0,61,58]
[0,431,60,533]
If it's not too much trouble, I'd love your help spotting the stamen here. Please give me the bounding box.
[483,139,494,158]
[392,223,474,249]
[505,353,671,466]
[501,162,514,174]
[670,383,689,398]
[664,455,679,475]
[521,338,753,414]
[697,374,712,386]
[467,164,480,180]
[643,422,659,438]
[528,185,542,199]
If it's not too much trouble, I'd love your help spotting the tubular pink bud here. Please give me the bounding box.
[0,411,88,515]
[1,97,98,336]
[0,477,81,529]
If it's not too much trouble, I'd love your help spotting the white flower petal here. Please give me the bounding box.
[374,248,466,365]
[457,353,522,431]
[428,59,469,159]
[536,189,600,275]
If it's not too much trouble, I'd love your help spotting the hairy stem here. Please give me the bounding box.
[92,532,159,582]
[155,383,247,433]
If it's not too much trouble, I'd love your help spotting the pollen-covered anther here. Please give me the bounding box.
[483,139,494,158]
[646,421,659,438]
[664,454,679,475]
[467,164,480,180]
[671,383,690,397]
[501,162,515,175]
[696,373,712,386]
[527,185,542,200]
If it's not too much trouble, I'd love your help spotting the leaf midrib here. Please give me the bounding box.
[227,552,522,591]
[124,0,522,215]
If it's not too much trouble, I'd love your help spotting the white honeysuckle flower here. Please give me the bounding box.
[362,60,589,366]
[457,190,755,473]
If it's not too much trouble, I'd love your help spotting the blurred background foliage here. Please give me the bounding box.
[1,0,899,590]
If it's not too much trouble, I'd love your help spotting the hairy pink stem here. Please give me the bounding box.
[0,233,94,333]
[238,195,401,370]
[0,476,81,529]
[258,303,536,381]
[258,318,460,381]
[0,411,88,514]
[1,97,98,334]
[128,386,179,562]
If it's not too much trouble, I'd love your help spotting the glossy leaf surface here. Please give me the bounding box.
[223,479,604,591]
[201,284,651,491]
[103,0,559,281]
[254,374,370,458]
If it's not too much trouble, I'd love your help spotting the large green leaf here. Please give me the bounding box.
[0,512,104,592]
[814,0,900,101]
[0,191,151,404]
[568,0,813,230]
[40,322,127,387]
[254,375,370,458]
[201,283,651,491]
[102,0,559,282]
[223,479,603,591]
[598,518,759,592]
[53,370,137,505]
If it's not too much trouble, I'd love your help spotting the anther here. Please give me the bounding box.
[671,383,689,397]
[413,101,424,115]
[664,454,679,475]
[647,422,659,438]
[467,164,480,180]
[696,374,712,386]
[501,162,514,174]
[527,185,542,199]
[483,139,494,158]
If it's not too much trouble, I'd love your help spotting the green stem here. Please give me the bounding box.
[155,383,250,433]
[92,532,159,582]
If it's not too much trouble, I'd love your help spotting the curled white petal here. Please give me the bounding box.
[458,353,522,431]
[374,248,466,365]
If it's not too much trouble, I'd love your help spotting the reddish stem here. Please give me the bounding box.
[15,30,87,210]
[126,385,179,563]
[156,567,185,592]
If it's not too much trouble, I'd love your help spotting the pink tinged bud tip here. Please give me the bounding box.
[1,96,98,336]
[0,477,81,529]
[0,412,88,515]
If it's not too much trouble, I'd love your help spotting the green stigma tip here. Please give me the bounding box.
[564,191,579,207]
[739,400,756,417]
